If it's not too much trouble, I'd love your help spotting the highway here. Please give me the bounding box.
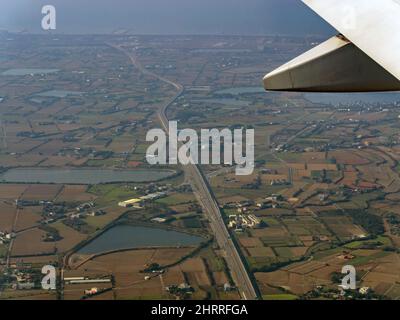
[111,44,258,300]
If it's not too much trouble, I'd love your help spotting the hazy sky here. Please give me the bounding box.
[0,0,334,35]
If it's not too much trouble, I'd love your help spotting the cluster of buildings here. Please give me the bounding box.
[270,179,290,186]
[222,194,288,232]
[118,192,167,208]
[256,195,284,209]
[134,182,169,194]
[224,195,285,212]
[0,231,15,244]
[76,202,95,212]
[228,211,261,232]
[13,271,36,290]
[307,284,373,300]
[3,265,38,291]
[42,202,67,222]
[165,283,194,298]
[337,285,371,298]
[71,202,106,219]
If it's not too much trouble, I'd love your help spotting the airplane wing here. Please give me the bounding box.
[263,0,400,92]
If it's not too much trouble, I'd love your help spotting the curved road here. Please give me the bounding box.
[110,43,258,300]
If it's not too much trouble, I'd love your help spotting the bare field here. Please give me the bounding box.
[56,185,96,202]
[15,206,42,231]
[0,184,28,199]
[21,184,63,201]
[0,201,16,232]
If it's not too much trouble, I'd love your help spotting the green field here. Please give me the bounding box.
[88,184,139,206]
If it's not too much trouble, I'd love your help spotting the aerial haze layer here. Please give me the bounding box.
[0,0,334,35]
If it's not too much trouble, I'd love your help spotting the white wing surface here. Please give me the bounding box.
[303,0,400,81]
[264,0,400,92]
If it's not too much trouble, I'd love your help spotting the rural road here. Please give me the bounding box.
[110,43,258,300]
